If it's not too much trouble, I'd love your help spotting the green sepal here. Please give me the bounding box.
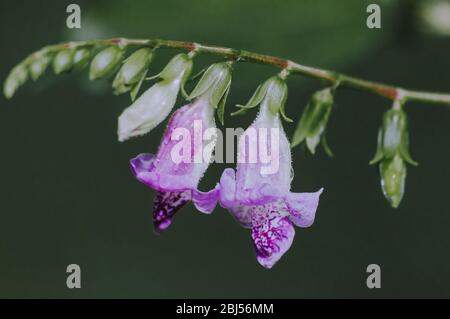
[209,74,232,108]
[53,49,75,74]
[279,91,293,123]
[306,135,320,155]
[321,130,334,157]
[370,129,384,165]
[265,76,288,116]
[292,88,334,148]
[382,109,406,159]
[187,68,207,85]
[130,70,148,102]
[217,81,231,125]
[235,81,269,110]
[399,130,418,166]
[188,62,232,105]
[230,107,249,116]
[159,53,193,83]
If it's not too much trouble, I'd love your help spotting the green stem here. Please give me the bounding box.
[24,37,450,106]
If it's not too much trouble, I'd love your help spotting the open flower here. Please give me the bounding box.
[130,62,232,232]
[118,54,193,142]
[218,76,323,268]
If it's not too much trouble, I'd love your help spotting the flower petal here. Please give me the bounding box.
[216,168,252,227]
[192,186,220,214]
[228,205,253,228]
[285,189,323,228]
[130,98,216,193]
[153,190,191,233]
[130,153,156,176]
[235,105,292,205]
[251,202,294,269]
[218,168,237,208]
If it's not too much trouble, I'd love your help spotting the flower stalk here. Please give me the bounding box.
[5,37,450,107]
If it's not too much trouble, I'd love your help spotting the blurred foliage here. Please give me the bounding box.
[68,0,400,78]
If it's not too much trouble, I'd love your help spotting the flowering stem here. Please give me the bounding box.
[26,37,450,107]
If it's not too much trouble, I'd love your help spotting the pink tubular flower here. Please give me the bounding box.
[130,63,231,233]
[218,76,323,268]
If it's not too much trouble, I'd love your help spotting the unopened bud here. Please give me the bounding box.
[112,48,153,94]
[29,54,51,81]
[53,49,75,74]
[89,46,123,80]
[292,88,334,155]
[188,62,232,108]
[73,48,91,69]
[3,64,28,99]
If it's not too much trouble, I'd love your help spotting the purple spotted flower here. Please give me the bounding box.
[217,76,323,268]
[130,63,231,232]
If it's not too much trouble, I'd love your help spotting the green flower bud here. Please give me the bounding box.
[112,48,153,95]
[371,107,417,208]
[3,64,28,99]
[29,54,51,81]
[292,88,334,155]
[53,49,75,74]
[73,48,91,69]
[380,153,406,208]
[89,46,123,80]
[188,62,232,125]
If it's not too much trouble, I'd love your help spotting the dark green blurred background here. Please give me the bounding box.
[1,0,450,298]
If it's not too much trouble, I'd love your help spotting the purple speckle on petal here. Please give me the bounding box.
[250,202,294,269]
[153,191,191,233]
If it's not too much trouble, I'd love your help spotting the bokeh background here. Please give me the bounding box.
[1,0,450,298]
